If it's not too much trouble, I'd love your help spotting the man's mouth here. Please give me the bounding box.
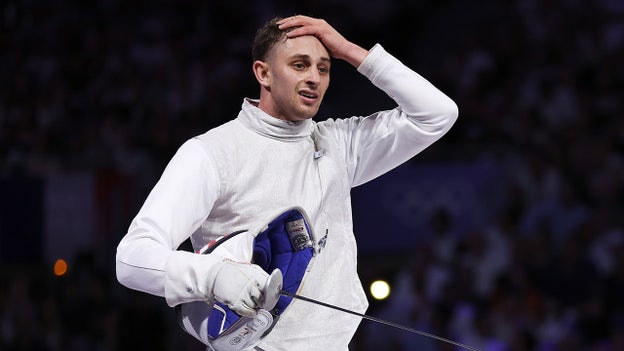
[299,91,318,100]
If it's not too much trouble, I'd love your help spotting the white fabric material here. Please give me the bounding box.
[208,259,269,317]
[116,44,458,350]
[179,208,307,349]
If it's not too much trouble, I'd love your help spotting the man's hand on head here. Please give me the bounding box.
[277,15,369,68]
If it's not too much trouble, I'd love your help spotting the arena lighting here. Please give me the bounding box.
[270,272,481,351]
[370,280,391,300]
[53,258,68,276]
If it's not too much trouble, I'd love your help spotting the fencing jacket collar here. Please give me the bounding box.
[238,98,315,141]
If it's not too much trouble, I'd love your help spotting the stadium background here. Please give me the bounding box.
[1,1,623,350]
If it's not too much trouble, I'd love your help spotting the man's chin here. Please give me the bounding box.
[292,106,319,121]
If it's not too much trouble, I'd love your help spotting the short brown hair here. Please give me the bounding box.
[252,17,287,62]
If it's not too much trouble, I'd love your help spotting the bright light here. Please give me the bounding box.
[54,259,68,276]
[370,280,391,300]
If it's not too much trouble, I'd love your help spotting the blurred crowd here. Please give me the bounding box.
[1,0,623,350]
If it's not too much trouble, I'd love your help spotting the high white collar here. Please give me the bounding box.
[237,98,315,141]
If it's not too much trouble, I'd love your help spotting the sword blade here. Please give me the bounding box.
[280,290,481,351]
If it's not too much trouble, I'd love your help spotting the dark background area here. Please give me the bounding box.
[1,0,623,350]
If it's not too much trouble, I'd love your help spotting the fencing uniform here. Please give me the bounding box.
[116,44,458,350]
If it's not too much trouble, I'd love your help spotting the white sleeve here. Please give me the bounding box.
[333,44,459,186]
[115,138,223,306]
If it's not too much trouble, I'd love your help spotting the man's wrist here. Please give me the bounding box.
[339,42,369,68]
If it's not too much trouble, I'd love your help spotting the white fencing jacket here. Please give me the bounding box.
[116,44,458,350]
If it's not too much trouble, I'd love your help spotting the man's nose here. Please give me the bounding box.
[305,69,320,85]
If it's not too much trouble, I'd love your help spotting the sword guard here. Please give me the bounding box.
[262,269,282,311]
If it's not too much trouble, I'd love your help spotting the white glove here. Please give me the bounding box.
[208,259,269,317]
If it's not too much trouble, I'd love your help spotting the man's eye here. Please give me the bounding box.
[319,67,329,74]
[293,63,305,70]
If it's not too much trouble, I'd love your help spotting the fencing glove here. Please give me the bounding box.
[207,258,269,317]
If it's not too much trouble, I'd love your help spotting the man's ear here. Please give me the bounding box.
[253,60,271,88]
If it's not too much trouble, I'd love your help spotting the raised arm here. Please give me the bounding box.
[319,45,459,186]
